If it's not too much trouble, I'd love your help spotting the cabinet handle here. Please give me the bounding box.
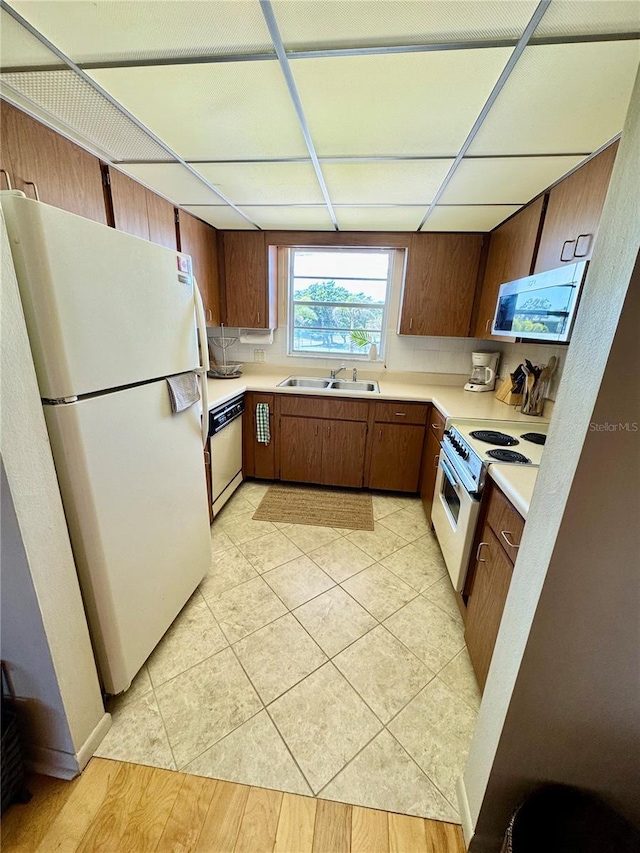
[378,429,382,440]
[394,412,407,417]
[327,424,331,436]
[573,233,592,258]
[24,180,40,201]
[431,423,440,430]
[500,530,519,549]
[560,239,575,262]
[257,311,261,324]
[409,318,413,331]
[206,309,212,322]
[485,318,491,333]
[0,168,13,190]
[433,454,439,468]
[476,542,489,562]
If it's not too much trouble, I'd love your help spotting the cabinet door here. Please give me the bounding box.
[534,142,617,274]
[321,420,368,488]
[178,211,221,326]
[369,423,425,492]
[279,416,323,484]
[419,427,441,521]
[1,101,107,224]
[473,197,545,340]
[465,525,513,690]
[108,167,150,240]
[223,232,270,328]
[145,190,177,250]
[243,393,275,480]
[399,233,483,336]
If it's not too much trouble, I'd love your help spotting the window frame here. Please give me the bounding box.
[286,246,394,360]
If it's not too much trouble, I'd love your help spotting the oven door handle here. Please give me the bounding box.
[440,456,460,491]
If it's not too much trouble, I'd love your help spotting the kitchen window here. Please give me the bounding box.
[288,247,393,358]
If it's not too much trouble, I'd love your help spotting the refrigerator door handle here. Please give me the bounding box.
[193,279,210,449]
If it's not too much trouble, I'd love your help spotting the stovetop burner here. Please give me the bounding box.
[486,449,531,464]
[469,430,519,446]
[520,432,547,446]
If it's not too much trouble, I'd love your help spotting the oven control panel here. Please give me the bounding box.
[442,427,485,493]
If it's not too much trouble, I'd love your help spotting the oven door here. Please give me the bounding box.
[431,450,481,592]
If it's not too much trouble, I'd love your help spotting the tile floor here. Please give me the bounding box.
[95,481,481,823]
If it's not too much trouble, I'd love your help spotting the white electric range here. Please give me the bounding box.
[431,418,548,591]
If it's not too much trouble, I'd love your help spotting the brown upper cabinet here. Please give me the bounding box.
[474,197,545,340]
[221,232,277,329]
[108,167,177,251]
[177,210,221,326]
[399,233,484,337]
[0,101,107,225]
[534,142,618,274]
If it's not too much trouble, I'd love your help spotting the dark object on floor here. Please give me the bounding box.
[501,784,640,853]
[1,662,32,814]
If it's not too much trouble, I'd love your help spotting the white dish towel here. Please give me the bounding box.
[166,372,200,413]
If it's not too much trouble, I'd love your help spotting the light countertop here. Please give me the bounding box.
[488,464,539,518]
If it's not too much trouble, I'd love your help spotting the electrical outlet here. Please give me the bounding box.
[254,349,265,363]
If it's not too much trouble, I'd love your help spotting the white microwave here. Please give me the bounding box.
[492,261,588,343]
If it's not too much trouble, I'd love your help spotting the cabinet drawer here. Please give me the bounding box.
[279,395,369,421]
[429,407,446,440]
[372,401,428,425]
[486,484,525,563]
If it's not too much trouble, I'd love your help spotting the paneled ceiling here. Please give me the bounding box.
[1,1,639,232]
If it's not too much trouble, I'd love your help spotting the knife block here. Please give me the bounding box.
[494,376,523,407]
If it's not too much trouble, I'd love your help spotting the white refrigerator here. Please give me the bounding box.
[1,192,211,695]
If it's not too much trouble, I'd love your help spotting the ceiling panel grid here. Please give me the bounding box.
[427,205,521,231]
[183,205,258,230]
[534,0,640,37]
[321,160,455,204]
[193,162,325,205]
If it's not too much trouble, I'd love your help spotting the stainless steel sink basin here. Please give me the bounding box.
[331,380,379,392]
[278,377,332,389]
[277,376,380,393]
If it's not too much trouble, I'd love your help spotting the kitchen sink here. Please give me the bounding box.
[277,376,380,393]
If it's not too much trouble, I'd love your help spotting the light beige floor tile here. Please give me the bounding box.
[238,530,304,574]
[438,649,482,711]
[218,509,277,545]
[384,596,465,672]
[284,524,342,553]
[263,555,335,609]
[412,531,447,561]
[96,693,175,770]
[345,526,408,562]
[155,647,262,769]
[378,506,431,542]
[342,564,418,621]
[388,677,477,806]
[240,480,272,507]
[371,494,413,520]
[118,665,152,705]
[211,528,234,555]
[269,663,382,793]
[320,729,459,822]
[184,710,312,795]
[308,538,375,583]
[381,543,447,593]
[333,626,435,723]
[199,546,258,599]
[208,576,287,644]
[216,491,256,519]
[234,614,327,704]
[422,576,463,623]
[147,598,228,687]
[293,587,377,657]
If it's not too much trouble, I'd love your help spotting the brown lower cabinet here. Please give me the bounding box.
[279,416,324,484]
[369,423,425,492]
[280,416,367,488]
[243,392,276,480]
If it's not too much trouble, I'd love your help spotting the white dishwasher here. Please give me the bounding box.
[208,394,244,516]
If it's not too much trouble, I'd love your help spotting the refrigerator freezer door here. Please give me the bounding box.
[44,379,210,695]
[1,194,198,399]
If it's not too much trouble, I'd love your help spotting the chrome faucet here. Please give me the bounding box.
[352,368,358,381]
[330,364,346,380]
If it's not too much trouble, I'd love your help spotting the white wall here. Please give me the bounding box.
[209,246,566,397]
[0,211,110,777]
[461,66,640,850]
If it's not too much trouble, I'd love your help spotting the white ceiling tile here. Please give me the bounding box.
[535,1,640,37]
[290,48,512,157]
[469,41,640,155]
[335,207,424,231]
[90,62,309,160]
[440,155,585,204]
[116,164,224,205]
[182,206,257,230]
[0,9,61,68]
[193,162,324,204]
[322,160,454,204]
[425,205,520,231]
[10,1,273,63]
[273,1,538,49]
[240,206,334,230]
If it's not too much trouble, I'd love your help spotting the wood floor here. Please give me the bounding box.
[1,758,466,852]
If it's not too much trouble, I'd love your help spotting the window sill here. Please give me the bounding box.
[287,350,384,363]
